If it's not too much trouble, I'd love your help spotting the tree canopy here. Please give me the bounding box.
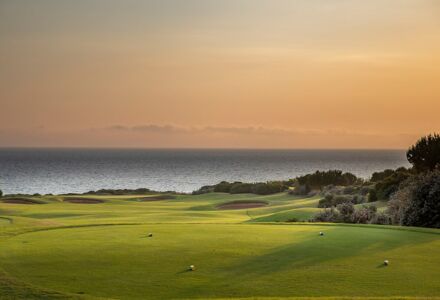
[407,133,440,172]
[388,170,440,228]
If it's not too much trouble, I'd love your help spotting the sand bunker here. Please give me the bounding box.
[139,195,176,201]
[0,197,44,205]
[217,200,268,210]
[63,198,104,204]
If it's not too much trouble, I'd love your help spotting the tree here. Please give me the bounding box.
[388,170,440,228]
[374,169,412,200]
[296,170,359,190]
[213,181,232,193]
[371,169,395,182]
[407,133,440,172]
[230,183,253,194]
[251,182,285,195]
[401,171,440,228]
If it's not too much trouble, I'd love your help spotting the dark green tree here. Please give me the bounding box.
[296,170,359,190]
[374,169,412,200]
[400,171,440,228]
[368,189,378,202]
[213,181,232,193]
[407,133,440,172]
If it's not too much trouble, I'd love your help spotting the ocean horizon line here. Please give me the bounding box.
[0,147,407,151]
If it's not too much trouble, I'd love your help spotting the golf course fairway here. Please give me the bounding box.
[0,193,439,299]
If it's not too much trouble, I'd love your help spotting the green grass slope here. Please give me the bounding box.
[0,192,439,299]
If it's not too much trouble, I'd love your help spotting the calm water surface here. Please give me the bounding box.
[0,149,409,195]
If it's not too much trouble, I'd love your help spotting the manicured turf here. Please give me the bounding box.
[0,192,439,299]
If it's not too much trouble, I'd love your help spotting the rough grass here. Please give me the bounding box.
[0,192,439,299]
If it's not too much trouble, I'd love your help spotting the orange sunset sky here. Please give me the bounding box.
[1,0,439,148]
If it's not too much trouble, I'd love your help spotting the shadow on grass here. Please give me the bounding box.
[176,269,192,275]
[223,226,435,278]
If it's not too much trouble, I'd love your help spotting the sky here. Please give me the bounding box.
[1,0,439,148]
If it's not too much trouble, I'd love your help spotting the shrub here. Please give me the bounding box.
[213,181,232,193]
[351,195,366,204]
[374,168,412,200]
[286,217,298,222]
[296,170,359,190]
[359,186,371,196]
[321,184,342,195]
[334,195,352,204]
[387,181,414,225]
[86,188,152,195]
[352,206,375,224]
[289,184,311,196]
[318,194,334,208]
[251,182,285,195]
[192,185,214,195]
[371,169,395,182]
[368,189,378,202]
[367,205,377,213]
[313,207,340,222]
[370,212,391,225]
[318,195,352,208]
[337,202,355,223]
[343,186,356,195]
[229,183,253,194]
[197,180,287,196]
[314,202,387,225]
[407,133,440,172]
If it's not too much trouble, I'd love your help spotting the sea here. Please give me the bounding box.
[0,148,410,195]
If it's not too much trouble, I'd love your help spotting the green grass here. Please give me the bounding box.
[0,192,439,299]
